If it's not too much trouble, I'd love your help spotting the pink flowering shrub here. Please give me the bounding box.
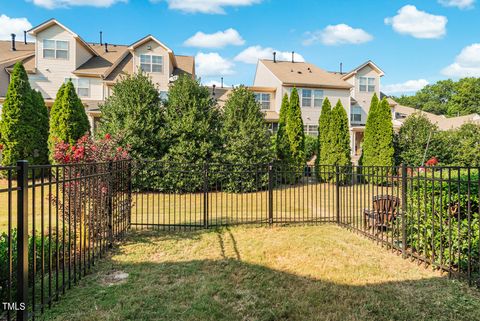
[50,134,131,240]
[425,156,439,167]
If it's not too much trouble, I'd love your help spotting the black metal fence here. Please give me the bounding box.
[0,160,131,321]
[1,160,479,320]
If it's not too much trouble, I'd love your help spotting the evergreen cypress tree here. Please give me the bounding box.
[49,80,90,156]
[328,100,351,167]
[286,88,305,177]
[221,86,273,192]
[315,97,332,180]
[161,75,221,192]
[31,89,49,165]
[99,71,164,160]
[375,98,395,167]
[0,62,37,166]
[275,94,291,164]
[361,93,379,167]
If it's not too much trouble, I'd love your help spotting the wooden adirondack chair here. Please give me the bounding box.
[363,195,400,231]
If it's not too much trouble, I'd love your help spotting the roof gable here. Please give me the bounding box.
[342,60,384,80]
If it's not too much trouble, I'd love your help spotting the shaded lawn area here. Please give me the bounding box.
[41,225,480,321]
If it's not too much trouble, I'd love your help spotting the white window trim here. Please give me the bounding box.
[359,77,376,93]
[300,88,324,108]
[139,54,164,74]
[303,124,319,136]
[65,78,90,98]
[43,39,69,60]
[254,92,271,110]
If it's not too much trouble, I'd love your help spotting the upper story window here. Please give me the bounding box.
[43,40,69,60]
[300,89,323,108]
[140,55,163,73]
[303,125,319,136]
[359,77,375,92]
[351,106,362,123]
[254,93,271,110]
[66,78,90,98]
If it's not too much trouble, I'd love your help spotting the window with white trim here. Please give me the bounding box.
[66,78,90,98]
[140,54,163,73]
[303,125,319,136]
[300,89,323,108]
[254,93,271,110]
[268,122,278,133]
[359,77,375,92]
[43,39,69,59]
[351,106,362,123]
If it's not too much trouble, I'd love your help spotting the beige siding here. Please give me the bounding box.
[253,62,283,112]
[0,62,10,97]
[133,40,171,92]
[75,41,93,69]
[353,65,381,115]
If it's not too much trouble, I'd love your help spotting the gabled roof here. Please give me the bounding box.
[0,41,34,65]
[28,19,97,57]
[259,59,353,90]
[128,35,177,67]
[74,43,130,78]
[341,60,384,80]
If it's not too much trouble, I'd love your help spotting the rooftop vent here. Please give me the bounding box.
[273,51,276,63]
[104,42,109,53]
[100,31,103,46]
[291,51,294,63]
[11,33,16,51]
[23,31,27,45]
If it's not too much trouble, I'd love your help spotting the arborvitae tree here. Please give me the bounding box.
[0,62,37,166]
[31,89,49,165]
[328,100,351,167]
[361,93,379,167]
[275,94,291,163]
[161,75,221,192]
[99,71,164,160]
[286,88,305,176]
[376,98,395,167]
[49,81,90,155]
[221,86,273,192]
[315,98,332,179]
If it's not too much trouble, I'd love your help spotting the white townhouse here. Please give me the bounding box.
[249,56,384,163]
[0,19,195,132]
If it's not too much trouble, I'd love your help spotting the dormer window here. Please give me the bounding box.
[140,54,163,73]
[359,77,375,92]
[43,40,69,60]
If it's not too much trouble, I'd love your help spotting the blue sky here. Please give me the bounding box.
[1,0,479,95]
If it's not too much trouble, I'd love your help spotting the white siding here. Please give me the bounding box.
[133,40,171,92]
[353,65,381,115]
[253,62,283,112]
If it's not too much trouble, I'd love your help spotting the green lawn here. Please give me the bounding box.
[41,225,480,321]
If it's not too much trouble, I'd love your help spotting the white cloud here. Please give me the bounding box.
[0,15,32,41]
[234,46,305,64]
[31,0,126,9]
[442,44,480,77]
[157,0,261,14]
[439,0,475,9]
[303,24,373,46]
[195,52,234,77]
[184,28,244,48]
[382,79,429,95]
[384,5,447,39]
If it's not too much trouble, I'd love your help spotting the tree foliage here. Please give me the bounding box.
[220,86,273,192]
[316,97,332,166]
[393,78,480,117]
[374,98,395,167]
[285,88,305,174]
[99,71,164,160]
[275,94,291,163]
[327,100,351,167]
[361,93,379,167]
[0,62,48,166]
[49,81,90,158]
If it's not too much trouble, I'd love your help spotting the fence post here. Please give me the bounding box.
[401,163,407,258]
[107,161,114,248]
[268,162,274,225]
[16,160,29,321]
[335,165,340,225]
[203,163,209,229]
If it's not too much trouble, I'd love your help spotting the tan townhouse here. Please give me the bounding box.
[0,18,195,131]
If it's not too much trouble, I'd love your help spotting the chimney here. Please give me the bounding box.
[291,51,295,63]
[221,77,224,88]
[100,31,103,45]
[340,62,343,74]
[11,34,16,51]
[212,84,216,96]
[23,31,27,44]
[273,51,276,63]
[104,42,108,52]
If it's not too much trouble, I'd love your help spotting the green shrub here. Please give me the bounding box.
[304,135,318,162]
[406,170,479,272]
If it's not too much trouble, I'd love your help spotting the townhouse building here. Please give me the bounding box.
[0,19,195,131]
